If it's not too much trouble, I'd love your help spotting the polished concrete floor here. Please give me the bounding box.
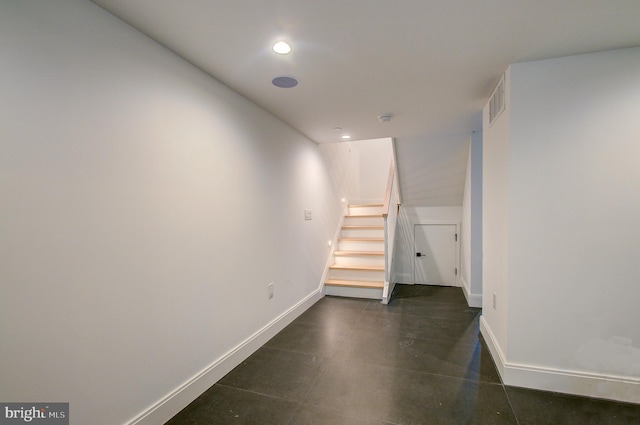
[167,284,640,424]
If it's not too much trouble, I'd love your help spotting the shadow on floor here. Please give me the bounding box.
[167,284,640,425]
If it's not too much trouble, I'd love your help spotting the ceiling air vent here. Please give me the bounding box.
[489,74,505,126]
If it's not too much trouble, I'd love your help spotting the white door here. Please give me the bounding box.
[414,224,457,286]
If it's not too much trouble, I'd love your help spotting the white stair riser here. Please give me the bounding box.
[333,255,385,267]
[323,202,386,300]
[341,228,384,238]
[328,268,385,281]
[343,216,384,226]
[338,240,384,251]
[324,285,383,300]
[349,206,383,216]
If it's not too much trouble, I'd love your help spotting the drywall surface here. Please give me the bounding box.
[394,134,469,206]
[319,142,358,207]
[0,1,340,423]
[481,68,511,358]
[507,48,640,400]
[353,138,393,203]
[460,131,482,307]
[482,48,640,404]
[318,138,393,205]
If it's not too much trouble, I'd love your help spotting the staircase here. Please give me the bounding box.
[324,204,385,299]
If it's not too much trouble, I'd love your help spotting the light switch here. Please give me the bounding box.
[304,209,312,220]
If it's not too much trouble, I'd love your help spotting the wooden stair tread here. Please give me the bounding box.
[329,264,384,271]
[339,237,384,242]
[342,225,384,229]
[325,279,384,289]
[349,204,384,208]
[334,250,384,256]
[345,214,384,218]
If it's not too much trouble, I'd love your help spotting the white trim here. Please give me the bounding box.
[480,316,640,405]
[461,279,482,308]
[126,289,322,425]
[381,280,397,304]
[479,316,508,378]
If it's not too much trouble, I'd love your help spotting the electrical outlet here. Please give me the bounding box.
[492,293,497,310]
[304,209,312,220]
[268,283,274,299]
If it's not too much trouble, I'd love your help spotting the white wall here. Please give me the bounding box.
[481,47,640,403]
[481,68,511,364]
[460,131,483,307]
[0,1,343,424]
[319,142,359,207]
[394,134,470,207]
[392,206,462,285]
[318,138,392,205]
[349,138,393,204]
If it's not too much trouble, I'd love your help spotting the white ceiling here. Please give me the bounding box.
[90,0,640,205]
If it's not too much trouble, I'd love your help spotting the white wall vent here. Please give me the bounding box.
[489,74,505,126]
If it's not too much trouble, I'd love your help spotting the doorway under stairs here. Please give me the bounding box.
[324,204,385,300]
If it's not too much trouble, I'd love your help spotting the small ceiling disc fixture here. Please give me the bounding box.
[378,114,392,123]
[272,76,299,88]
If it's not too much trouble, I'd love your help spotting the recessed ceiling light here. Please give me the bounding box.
[272,76,299,88]
[273,41,292,54]
[341,135,351,140]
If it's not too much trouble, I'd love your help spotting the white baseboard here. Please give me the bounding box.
[126,289,323,425]
[479,316,508,378]
[381,280,397,304]
[461,280,482,308]
[480,316,640,405]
